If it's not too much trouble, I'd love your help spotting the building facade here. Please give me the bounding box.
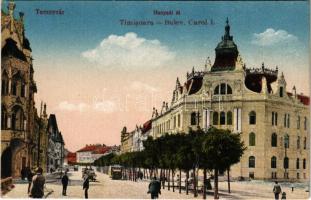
[150,19,309,181]
[47,114,64,172]
[76,144,110,164]
[1,1,39,178]
[120,127,134,154]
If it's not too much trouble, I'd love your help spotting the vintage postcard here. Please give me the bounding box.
[1,0,310,199]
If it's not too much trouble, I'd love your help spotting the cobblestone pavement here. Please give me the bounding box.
[3,169,309,199]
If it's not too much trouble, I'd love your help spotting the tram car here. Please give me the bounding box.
[108,165,122,180]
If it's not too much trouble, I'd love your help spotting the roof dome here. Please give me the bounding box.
[211,18,239,72]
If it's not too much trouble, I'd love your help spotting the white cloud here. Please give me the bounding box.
[129,81,158,92]
[252,28,298,46]
[81,32,175,69]
[58,101,89,112]
[93,100,117,113]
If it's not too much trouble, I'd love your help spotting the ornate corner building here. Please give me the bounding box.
[1,1,40,178]
[150,19,310,181]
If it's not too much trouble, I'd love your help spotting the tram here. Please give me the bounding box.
[108,165,122,180]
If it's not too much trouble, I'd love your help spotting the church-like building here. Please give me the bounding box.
[150,19,309,181]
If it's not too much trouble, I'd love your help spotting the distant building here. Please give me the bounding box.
[47,114,64,172]
[76,144,110,164]
[120,127,134,154]
[64,151,77,166]
[121,120,152,153]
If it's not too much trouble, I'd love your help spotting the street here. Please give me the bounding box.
[2,168,309,199]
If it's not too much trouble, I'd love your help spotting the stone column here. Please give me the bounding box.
[7,116,11,129]
[8,79,11,94]
[238,108,242,132]
[233,108,237,132]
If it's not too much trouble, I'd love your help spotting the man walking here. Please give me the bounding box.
[29,167,45,198]
[273,181,282,200]
[26,167,34,194]
[148,177,161,199]
[83,173,90,199]
[61,171,69,196]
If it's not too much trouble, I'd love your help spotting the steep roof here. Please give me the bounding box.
[77,145,109,154]
[142,120,152,134]
[287,92,310,106]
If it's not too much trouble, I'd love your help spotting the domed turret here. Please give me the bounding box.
[211,18,239,72]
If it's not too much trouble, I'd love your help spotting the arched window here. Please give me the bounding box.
[284,134,289,148]
[249,156,255,168]
[214,85,220,95]
[227,111,232,125]
[21,83,26,97]
[303,137,307,149]
[190,112,196,125]
[271,156,277,168]
[1,72,9,95]
[279,86,284,97]
[220,112,226,125]
[296,158,300,169]
[227,85,232,94]
[303,159,306,169]
[271,133,277,147]
[220,83,226,94]
[284,157,289,169]
[214,83,233,95]
[249,111,256,125]
[297,136,300,149]
[249,132,256,146]
[11,106,24,131]
[1,105,7,130]
[11,82,17,96]
[213,112,218,125]
[297,116,301,129]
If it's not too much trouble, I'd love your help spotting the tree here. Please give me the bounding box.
[202,127,246,199]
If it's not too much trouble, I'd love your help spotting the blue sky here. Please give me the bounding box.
[7,1,309,60]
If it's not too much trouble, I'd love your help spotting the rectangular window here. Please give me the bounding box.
[297,116,300,129]
[174,116,176,128]
[280,87,284,97]
[287,114,290,128]
[304,117,307,130]
[284,114,286,127]
[275,113,278,126]
[177,114,180,127]
[272,112,274,126]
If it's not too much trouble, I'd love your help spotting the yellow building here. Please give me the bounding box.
[120,127,134,154]
[150,19,309,181]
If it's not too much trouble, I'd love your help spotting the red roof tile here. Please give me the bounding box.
[287,92,310,106]
[142,120,152,134]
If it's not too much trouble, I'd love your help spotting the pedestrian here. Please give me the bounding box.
[273,181,282,200]
[26,167,34,194]
[29,167,45,198]
[148,176,161,199]
[291,182,294,192]
[83,173,90,199]
[21,167,26,180]
[61,171,69,196]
